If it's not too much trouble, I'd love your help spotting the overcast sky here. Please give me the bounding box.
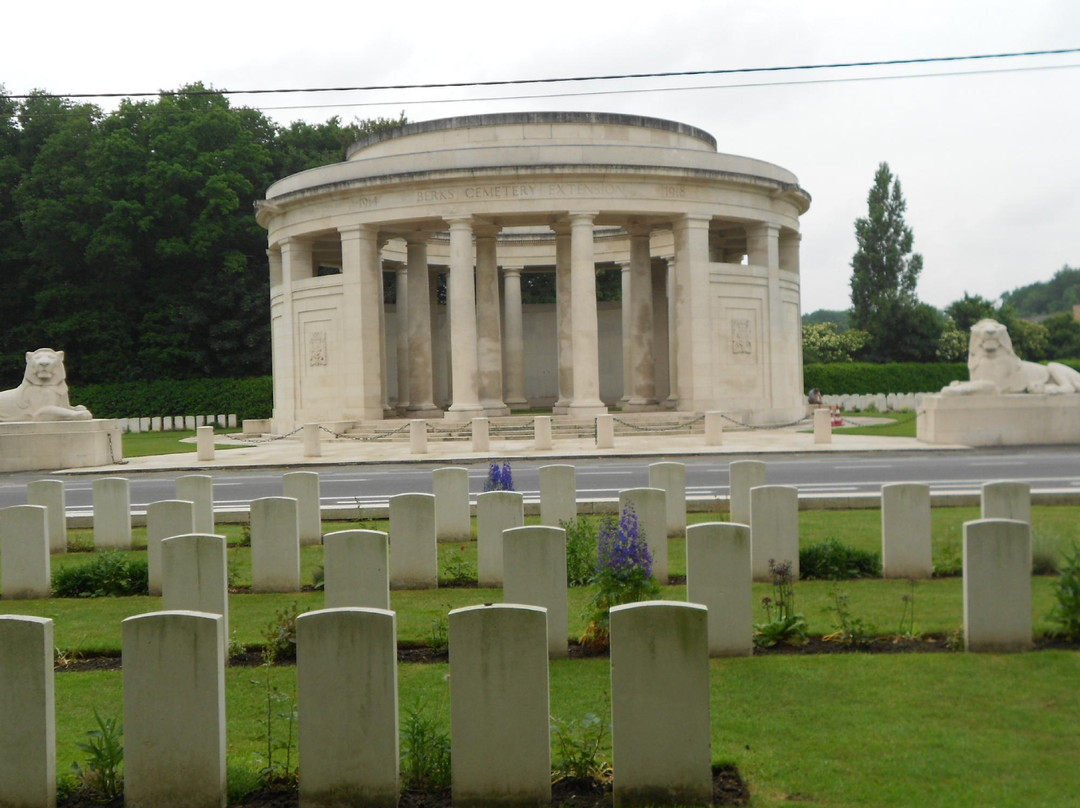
[4,0,1079,314]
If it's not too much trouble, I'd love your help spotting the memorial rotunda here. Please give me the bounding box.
[256,112,810,432]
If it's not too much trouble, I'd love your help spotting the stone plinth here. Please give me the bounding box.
[917,393,1080,446]
[0,419,122,472]
[0,615,55,808]
[963,519,1032,652]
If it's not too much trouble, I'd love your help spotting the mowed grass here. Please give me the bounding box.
[121,426,239,458]
[832,409,918,437]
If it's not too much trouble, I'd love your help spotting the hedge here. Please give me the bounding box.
[69,377,273,421]
[804,359,1080,395]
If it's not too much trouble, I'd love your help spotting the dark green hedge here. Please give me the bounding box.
[69,377,273,420]
[803,363,968,395]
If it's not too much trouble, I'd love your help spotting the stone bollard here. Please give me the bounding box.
[686,522,752,656]
[649,461,687,538]
[176,474,215,535]
[539,464,577,527]
[297,608,400,808]
[610,601,712,808]
[93,476,132,550]
[450,604,551,807]
[728,460,766,526]
[813,407,832,444]
[283,471,322,547]
[146,500,196,596]
[162,534,229,659]
[618,487,668,583]
[123,611,226,808]
[1,505,50,599]
[534,415,553,450]
[596,414,615,449]
[410,419,427,454]
[705,411,724,445]
[388,493,437,589]
[472,417,490,452]
[302,423,321,458]
[323,529,390,610]
[881,483,933,578]
[477,490,524,588]
[27,478,67,554]
[433,466,471,543]
[750,485,799,581]
[196,425,215,461]
[0,615,55,808]
[503,526,569,657]
[250,497,300,592]
[963,519,1032,652]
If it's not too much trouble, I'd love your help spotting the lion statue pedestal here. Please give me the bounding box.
[0,349,123,471]
[918,320,1080,446]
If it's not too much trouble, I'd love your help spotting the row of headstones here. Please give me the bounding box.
[115,413,237,433]
[1,601,712,808]
[819,393,926,412]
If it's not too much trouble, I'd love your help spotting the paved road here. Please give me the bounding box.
[1,447,1077,515]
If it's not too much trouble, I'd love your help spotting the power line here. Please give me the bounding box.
[3,47,1078,101]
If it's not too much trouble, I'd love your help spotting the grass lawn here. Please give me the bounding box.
[832,409,918,438]
[121,427,240,458]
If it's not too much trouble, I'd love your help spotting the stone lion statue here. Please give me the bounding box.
[0,349,94,422]
[941,319,1080,396]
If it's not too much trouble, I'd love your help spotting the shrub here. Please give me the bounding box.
[562,517,598,587]
[263,602,306,662]
[401,703,452,793]
[71,710,124,801]
[800,539,881,580]
[1048,542,1080,641]
[803,362,967,395]
[753,558,807,648]
[69,376,272,420]
[551,712,611,782]
[52,552,149,597]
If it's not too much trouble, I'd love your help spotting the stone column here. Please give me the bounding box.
[502,266,528,409]
[430,268,449,407]
[672,215,713,411]
[748,222,786,412]
[446,217,483,421]
[379,258,393,416]
[627,226,657,409]
[652,260,670,402]
[339,224,385,419]
[406,235,440,415]
[394,263,410,411]
[619,261,632,406]
[273,240,306,430]
[552,224,574,414]
[664,257,678,409]
[568,212,606,415]
[475,226,509,416]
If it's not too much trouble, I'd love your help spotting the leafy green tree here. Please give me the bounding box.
[849,163,925,361]
[1000,265,1080,317]
[802,322,870,364]
[1042,312,1080,359]
[945,293,997,333]
[802,309,852,331]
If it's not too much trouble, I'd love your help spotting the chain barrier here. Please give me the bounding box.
[720,413,813,430]
[610,414,706,433]
[224,426,304,445]
[318,423,412,442]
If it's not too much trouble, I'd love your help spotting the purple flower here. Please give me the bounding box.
[597,503,652,577]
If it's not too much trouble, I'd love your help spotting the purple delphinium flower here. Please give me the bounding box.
[484,460,515,492]
[597,503,652,577]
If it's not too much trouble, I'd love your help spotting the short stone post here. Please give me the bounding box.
[618,487,668,583]
[472,417,490,452]
[410,419,427,454]
[881,483,933,578]
[27,478,66,553]
[749,485,799,581]
[686,522,752,656]
[596,414,615,449]
[705,410,724,446]
[503,525,568,657]
[433,466,470,542]
[297,608,400,808]
[477,490,524,588]
[534,415,553,450]
[196,425,215,461]
[93,476,131,550]
[283,470,322,547]
[963,519,1032,652]
[649,461,686,538]
[302,422,322,458]
[449,604,550,807]
[539,464,577,527]
[1,504,50,599]
[162,534,229,659]
[146,499,196,596]
[728,459,766,526]
[0,615,55,808]
[610,601,711,808]
[981,481,1031,524]
[176,474,215,535]
[323,529,390,610]
[813,407,832,444]
[250,497,300,592]
[388,493,437,589]
[123,611,226,808]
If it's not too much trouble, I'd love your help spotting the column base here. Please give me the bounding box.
[552,397,571,416]
[444,406,484,423]
[622,398,661,412]
[406,404,444,419]
[567,401,608,417]
[505,397,529,411]
[481,400,510,417]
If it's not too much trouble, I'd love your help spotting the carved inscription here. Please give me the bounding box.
[415,182,631,203]
[732,319,753,355]
[309,331,328,366]
[661,185,686,198]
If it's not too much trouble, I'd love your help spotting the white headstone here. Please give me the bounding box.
[963,519,1032,652]
[162,533,229,659]
[433,467,470,543]
[323,529,390,610]
[981,481,1031,524]
[283,471,322,547]
[93,476,132,550]
[749,485,799,581]
[503,525,569,657]
[648,461,686,538]
[175,474,215,535]
[686,522,752,656]
[146,499,196,596]
[539,464,577,528]
[728,460,766,527]
[477,491,524,588]
[388,493,437,589]
[27,478,66,553]
[0,615,55,808]
[881,483,932,578]
[618,488,668,583]
[250,496,301,592]
[1,504,50,599]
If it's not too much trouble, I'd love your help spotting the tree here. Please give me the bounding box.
[849,163,924,361]
[945,293,997,333]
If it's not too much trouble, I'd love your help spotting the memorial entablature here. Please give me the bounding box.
[256,112,811,432]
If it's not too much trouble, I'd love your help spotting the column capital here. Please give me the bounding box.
[568,211,599,226]
[444,216,474,229]
[474,223,501,239]
[393,264,408,276]
[747,221,781,238]
[501,265,524,278]
[673,213,712,230]
[404,230,434,245]
[618,262,632,273]
[626,222,652,238]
